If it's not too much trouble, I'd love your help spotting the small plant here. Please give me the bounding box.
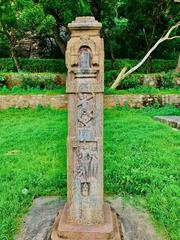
[36,103,44,110]
[120,74,141,89]
[162,71,174,88]
[21,75,39,89]
[0,75,5,87]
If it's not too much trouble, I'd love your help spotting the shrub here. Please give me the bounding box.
[0,72,66,90]
[20,74,58,90]
[104,59,176,73]
[104,70,141,88]
[0,75,5,87]
[0,58,66,73]
[162,71,174,88]
[120,74,142,89]
[104,70,119,87]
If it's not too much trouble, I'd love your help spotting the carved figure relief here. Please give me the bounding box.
[81,182,90,196]
[90,150,98,178]
[74,142,98,183]
[77,93,95,128]
[79,46,92,70]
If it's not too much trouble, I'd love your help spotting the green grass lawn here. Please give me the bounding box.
[104,86,180,95]
[0,85,180,95]
[0,105,179,240]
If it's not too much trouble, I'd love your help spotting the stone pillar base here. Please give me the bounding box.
[51,203,121,240]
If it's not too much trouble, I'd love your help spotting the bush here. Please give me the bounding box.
[162,71,174,88]
[0,58,176,73]
[0,58,66,72]
[105,59,139,71]
[0,72,66,89]
[120,74,142,89]
[104,70,141,88]
[0,75,5,87]
[104,70,119,87]
[20,74,60,90]
[104,59,176,73]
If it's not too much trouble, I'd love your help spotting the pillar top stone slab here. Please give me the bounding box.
[68,16,102,31]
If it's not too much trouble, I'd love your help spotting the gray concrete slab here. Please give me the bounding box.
[154,116,180,129]
[15,196,65,240]
[15,196,162,240]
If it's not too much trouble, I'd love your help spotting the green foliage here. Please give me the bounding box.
[121,74,141,89]
[0,85,179,95]
[116,0,179,59]
[104,70,119,87]
[0,75,5,87]
[104,71,142,88]
[0,36,10,57]
[105,59,177,72]
[0,58,66,72]
[0,85,65,95]
[162,71,174,88]
[0,106,179,239]
[1,0,179,60]
[19,2,55,34]
[20,75,59,90]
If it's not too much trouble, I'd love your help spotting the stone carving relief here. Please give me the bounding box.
[74,142,98,182]
[78,46,92,70]
[81,182,90,197]
[77,93,95,128]
[68,38,98,68]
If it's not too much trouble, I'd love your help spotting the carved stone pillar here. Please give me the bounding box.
[51,16,121,240]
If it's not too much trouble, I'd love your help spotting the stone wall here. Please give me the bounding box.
[0,94,179,109]
[0,94,67,109]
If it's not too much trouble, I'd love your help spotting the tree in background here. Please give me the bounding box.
[29,0,91,56]
[111,22,180,89]
[0,0,179,63]
[88,0,128,68]
[117,0,179,66]
[0,0,22,71]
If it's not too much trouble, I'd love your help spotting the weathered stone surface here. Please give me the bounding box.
[51,16,121,240]
[104,94,180,108]
[15,196,65,240]
[154,116,180,129]
[0,94,68,109]
[64,16,104,226]
[141,75,163,88]
[51,203,121,240]
[109,197,162,240]
[15,196,162,240]
[0,94,179,109]
[173,76,180,86]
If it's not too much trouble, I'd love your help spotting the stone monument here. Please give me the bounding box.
[51,16,121,240]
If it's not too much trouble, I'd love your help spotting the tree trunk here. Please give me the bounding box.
[109,40,115,69]
[6,31,21,72]
[52,23,66,56]
[146,56,152,73]
[110,22,180,89]
[144,1,163,73]
[175,53,180,72]
[103,30,116,69]
[111,67,127,89]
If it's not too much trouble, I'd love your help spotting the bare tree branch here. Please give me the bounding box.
[110,22,180,89]
[111,67,127,89]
